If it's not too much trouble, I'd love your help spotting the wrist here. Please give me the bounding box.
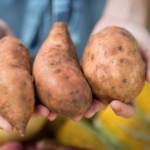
[103,0,150,26]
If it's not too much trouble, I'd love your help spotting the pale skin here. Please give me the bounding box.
[0,0,150,132]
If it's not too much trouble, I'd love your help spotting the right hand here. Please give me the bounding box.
[0,142,24,150]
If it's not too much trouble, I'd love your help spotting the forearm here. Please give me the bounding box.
[103,0,150,26]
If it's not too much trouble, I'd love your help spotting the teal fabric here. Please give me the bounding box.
[0,0,106,60]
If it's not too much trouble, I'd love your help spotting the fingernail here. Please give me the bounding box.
[111,102,120,111]
[113,106,120,111]
[71,115,83,121]
[84,111,95,118]
[47,114,57,121]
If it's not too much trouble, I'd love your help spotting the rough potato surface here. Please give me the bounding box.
[82,26,146,104]
[0,36,35,135]
[33,22,92,117]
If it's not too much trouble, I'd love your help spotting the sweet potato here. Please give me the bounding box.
[33,22,92,117]
[0,36,35,136]
[82,26,146,104]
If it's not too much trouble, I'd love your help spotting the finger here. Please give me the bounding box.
[84,99,107,118]
[110,100,135,118]
[0,115,13,132]
[32,105,49,118]
[71,114,83,122]
[0,142,23,150]
[47,112,57,121]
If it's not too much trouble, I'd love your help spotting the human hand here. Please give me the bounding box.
[0,142,24,150]
[0,19,13,38]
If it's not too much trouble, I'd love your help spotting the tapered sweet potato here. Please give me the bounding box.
[82,26,145,104]
[0,36,35,136]
[33,22,92,117]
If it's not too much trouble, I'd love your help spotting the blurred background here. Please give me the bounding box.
[0,0,106,60]
[0,0,150,150]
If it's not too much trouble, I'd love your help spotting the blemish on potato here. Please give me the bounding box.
[54,69,62,73]
[58,99,63,105]
[104,51,107,56]
[118,46,123,51]
[57,44,61,48]
[65,75,70,80]
[120,58,124,63]
[21,95,27,101]
[65,57,72,63]
[91,54,94,61]
[72,98,78,105]
[95,64,100,72]
[70,90,79,95]
[10,63,20,69]
[18,43,25,50]
[50,62,55,66]
[119,30,135,42]
[94,86,99,91]
[122,79,127,83]
[111,60,114,63]
[47,93,51,99]
[120,58,130,64]
[50,59,60,66]
[23,82,27,86]
[119,86,122,89]
[111,86,116,93]
[119,31,128,37]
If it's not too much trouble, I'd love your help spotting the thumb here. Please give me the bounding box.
[0,115,13,132]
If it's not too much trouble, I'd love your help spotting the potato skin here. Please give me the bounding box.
[0,36,35,135]
[33,22,92,117]
[82,26,146,104]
